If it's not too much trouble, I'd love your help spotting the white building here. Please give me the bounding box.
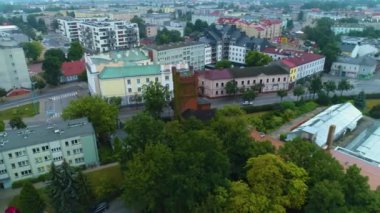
[0,37,32,94]
[192,14,219,25]
[78,21,139,53]
[0,118,99,189]
[331,25,365,35]
[57,17,108,42]
[228,45,247,64]
[287,103,362,148]
[204,45,212,65]
[331,56,377,78]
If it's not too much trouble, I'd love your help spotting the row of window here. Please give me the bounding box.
[0,169,7,175]
[14,169,32,178]
[35,155,51,163]
[65,139,80,147]
[75,157,85,164]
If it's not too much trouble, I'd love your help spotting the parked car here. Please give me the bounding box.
[241,100,254,106]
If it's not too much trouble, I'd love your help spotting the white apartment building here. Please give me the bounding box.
[78,21,139,53]
[57,17,108,42]
[331,25,365,35]
[205,45,212,65]
[0,118,99,189]
[228,45,247,64]
[0,38,32,94]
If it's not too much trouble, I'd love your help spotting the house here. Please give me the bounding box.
[0,118,99,189]
[331,56,377,78]
[60,60,85,83]
[286,103,363,148]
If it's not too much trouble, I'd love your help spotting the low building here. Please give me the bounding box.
[0,118,99,189]
[147,41,206,70]
[60,60,85,83]
[198,65,289,98]
[331,24,365,35]
[143,13,173,26]
[331,56,377,79]
[146,24,158,38]
[0,37,32,96]
[287,103,362,148]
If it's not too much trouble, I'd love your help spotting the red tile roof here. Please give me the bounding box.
[201,69,233,80]
[217,17,240,24]
[331,149,380,190]
[61,60,85,76]
[281,52,324,66]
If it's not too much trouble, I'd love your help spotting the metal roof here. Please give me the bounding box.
[99,64,161,79]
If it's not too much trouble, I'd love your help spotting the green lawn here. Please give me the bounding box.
[0,102,39,121]
[366,99,380,110]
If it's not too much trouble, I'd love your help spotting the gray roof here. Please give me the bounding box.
[339,43,356,53]
[147,41,204,51]
[336,56,377,66]
[230,65,289,78]
[0,118,95,152]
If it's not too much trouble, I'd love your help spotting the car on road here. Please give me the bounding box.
[241,100,254,106]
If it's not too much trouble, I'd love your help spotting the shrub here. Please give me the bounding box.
[369,104,380,119]
[280,134,287,141]
[241,103,277,114]
[280,101,296,110]
[298,101,318,114]
[11,174,49,188]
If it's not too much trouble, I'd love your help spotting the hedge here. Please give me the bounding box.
[12,173,49,189]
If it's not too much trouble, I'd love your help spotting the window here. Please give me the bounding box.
[272,78,275,82]
[221,90,224,95]
[32,148,40,154]
[266,79,269,83]
[15,151,24,157]
[137,79,140,84]
[146,78,150,83]
[53,156,63,162]
[14,173,18,178]
[202,81,204,85]
[65,141,69,146]
[247,80,250,85]
[155,77,159,82]
[21,170,32,176]
[75,157,85,164]
[138,87,142,92]
[283,77,286,81]
[8,153,12,159]
[278,78,280,82]
[241,81,244,85]
[11,163,15,169]
[221,82,224,87]
[35,157,42,163]
[128,88,132,93]
[216,91,219,95]
[0,159,3,164]
[165,75,170,80]
[260,79,263,84]
[0,169,7,174]
[253,80,256,84]
[44,156,51,161]
[37,167,45,173]
[216,83,219,87]
[71,140,79,145]
[127,79,131,85]
[42,145,49,151]
[18,160,29,167]
[67,151,71,156]
[51,147,61,152]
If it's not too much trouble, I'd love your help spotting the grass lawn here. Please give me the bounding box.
[85,163,124,200]
[0,102,39,121]
[366,99,380,111]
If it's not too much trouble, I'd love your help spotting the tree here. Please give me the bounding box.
[354,91,366,111]
[44,48,66,63]
[142,81,170,118]
[31,75,46,90]
[338,79,353,96]
[130,15,146,38]
[369,104,380,119]
[0,120,4,132]
[48,161,81,213]
[76,171,95,210]
[276,89,288,102]
[22,41,43,61]
[215,60,232,69]
[298,11,304,21]
[155,28,184,45]
[78,71,87,82]
[62,96,118,140]
[9,116,26,129]
[293,85,305,101]
[227,154,308,212]
[308,76,322,99]
[245,51,272,67]
[286,19,294,30]
[225,80,238,98]
[67,41,84,61]
[323,80,336,96]
[18,182,46,213]
[316,91,331,106]
[51,19,59,30]
[242,87,257,102]
[305,180,348,213]
[0,87,7,101]
[42,56,62,85]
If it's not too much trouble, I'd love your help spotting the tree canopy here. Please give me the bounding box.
[130,15,146,38]
[18,182,46,213]
[142,81,170,118]
[9,116,26,129]
[44,48,66,63]
[245,51,272,67]
[42,56,62,85]
[67,41,84,61]
[215,60,232,69]
[155,28,184,45]
[22,41,43,61]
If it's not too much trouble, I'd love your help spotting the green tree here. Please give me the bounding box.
[286,19,294,30]
[62,96,118,140]
[245,51,272,67]
[323,80,336,96]
[0,87,7,101]
[67,41,84,61]
[76,171,95,210]
[354,91,366,111]
[78,70,87,81]
[276,89,288,102]
[42,56,62,85]
[369,104,380,119]
[227,154,308,212]
[242,87,257,102]
[9,116,26,129]
[298,11,304,21]
[31,75,46,90]
[305,180,348,213]
[0,120,4,131]
[338,79,353,96]
[44,48,66,63]
[215,60,232,69]
[22,41,43,61]
[293,85,305,101]
[225,80,238,98]
[48,161,81,213]
[308,76,322,99]
[155,28,184,45]
[130,15,146,38]
[18,182,46,213]
[316,91,331,106]
[142,81,170,118]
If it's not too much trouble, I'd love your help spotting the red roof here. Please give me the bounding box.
[61,60,85,76]
[217,17,240,24]
[210,11,222,16]
[331,149,380,190]
[201,69,233,80]
[281,52,324,66]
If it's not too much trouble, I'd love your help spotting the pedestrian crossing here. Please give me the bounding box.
[49,91,77,101]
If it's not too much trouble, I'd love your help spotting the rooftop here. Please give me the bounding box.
[98,64,161,79]
[61,60,85,76]
[230,64,289,78]
[201,69,233,80]
[281,52,325,66]
[89,49,149,65]
[147,41,204,51]
[0,118,94,152]
[335,55,377,66]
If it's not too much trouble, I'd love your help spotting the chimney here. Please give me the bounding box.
[326,125,336,150]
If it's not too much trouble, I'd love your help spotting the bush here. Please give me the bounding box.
[280,101,296,111]
[369,104,380,119]
[12,174,49,188]
[298,101,318,114]
[280,134,287,141]
[241,103,277,114]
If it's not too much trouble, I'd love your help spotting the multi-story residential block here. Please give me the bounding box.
[200,25,271,64]
[218,18,282,39]
[331,56,377,79]
[0,37,32,96]
[331,24,365,35]
[146,24,158,38]
[280,53,325,82]
[57,17,108,42]
[78,20,139,53]
[0,118,99,189]
[147,41,206,70]
[142,13,173,26]
[85,48,189,105]
[198,65,289,98]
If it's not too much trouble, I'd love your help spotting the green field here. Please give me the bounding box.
[0,102,39,121]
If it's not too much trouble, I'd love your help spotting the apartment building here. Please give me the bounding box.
[147,41,206,70]
[0,37,32,96]
[146,24,158,38]
[331,56,377,79]
[57,17,108,42]
[78,21,139,53]
[85,48,189,105]
[331,24,365,35]
[280,53,325,82]
[0,118,99,189]
[198,65,289,98]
